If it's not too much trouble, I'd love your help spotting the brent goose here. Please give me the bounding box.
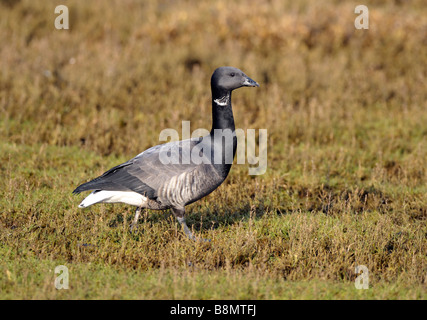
[73,66,259,239]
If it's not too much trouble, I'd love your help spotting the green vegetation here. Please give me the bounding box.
[0,0,426,299]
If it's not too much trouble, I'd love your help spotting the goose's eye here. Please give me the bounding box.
[230,73,235,77]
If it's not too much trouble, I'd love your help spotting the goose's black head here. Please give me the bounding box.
[211,66,259,95]
[210,66,259,132]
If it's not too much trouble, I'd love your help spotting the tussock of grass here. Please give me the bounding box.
[0,0,426,299]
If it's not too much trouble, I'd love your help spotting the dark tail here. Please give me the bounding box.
[72,181,94,194]
[72,161,134,195]
[72,177,125,194]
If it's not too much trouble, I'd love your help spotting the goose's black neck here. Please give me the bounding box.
[209,87,237,179]
[210,88,235,134]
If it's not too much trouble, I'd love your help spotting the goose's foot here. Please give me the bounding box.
[129,207,142,233]
[173,208,211,242]
[176,217,211,242]
[177,216,195,240]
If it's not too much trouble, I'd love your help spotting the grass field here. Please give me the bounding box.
[0,0,426,299]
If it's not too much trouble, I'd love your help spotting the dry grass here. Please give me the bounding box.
[0,0,426,299]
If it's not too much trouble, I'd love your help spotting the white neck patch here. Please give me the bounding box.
[214,94,230,106]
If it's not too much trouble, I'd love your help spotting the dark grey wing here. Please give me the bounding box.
[72,158,157,197]
[72,137,206,199]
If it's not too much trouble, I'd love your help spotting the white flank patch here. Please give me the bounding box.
[78,190,148,208]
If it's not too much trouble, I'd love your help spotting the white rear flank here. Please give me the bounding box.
[78,190,148,208]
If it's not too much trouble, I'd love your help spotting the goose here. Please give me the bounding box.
[73,66,259,240]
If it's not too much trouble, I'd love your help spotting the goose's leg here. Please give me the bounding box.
[177,217,195,240]
[172,208,195,240]
[172,208,211,242]
[130,206,142,232]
